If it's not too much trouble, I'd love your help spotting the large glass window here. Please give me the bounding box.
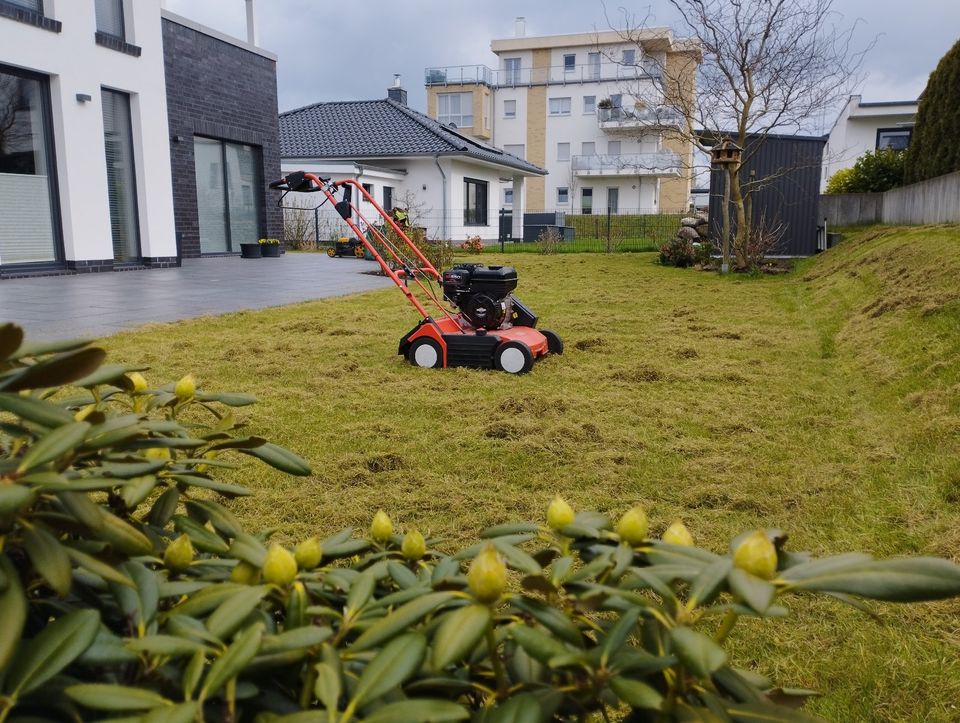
[437,92,473,128]
[549,97,571,116]
[95,0,125,38]
[877,128,911,151]
[194,137,262,253]
[5,0,42,10]
[464,178,488,226]
[504,58,521,85]
[0,65,58,266]
[581,188,593,214]
[102,89,140,263]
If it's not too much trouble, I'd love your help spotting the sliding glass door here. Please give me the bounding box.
[194,137,261,254]
[102,89,140,263]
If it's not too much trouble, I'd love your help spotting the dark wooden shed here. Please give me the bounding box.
[707,133,827,256]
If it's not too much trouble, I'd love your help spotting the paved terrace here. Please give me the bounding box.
[0,255,393,341]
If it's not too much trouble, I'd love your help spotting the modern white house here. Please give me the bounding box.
[278,83,547,244]
[821,95,918,190]
[423,20,700,214]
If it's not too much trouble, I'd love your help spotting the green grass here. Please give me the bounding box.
[100,226,960,721]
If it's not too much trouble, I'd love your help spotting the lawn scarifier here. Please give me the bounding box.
[269,171,563,373]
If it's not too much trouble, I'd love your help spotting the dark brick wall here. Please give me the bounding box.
[162,19,281,258]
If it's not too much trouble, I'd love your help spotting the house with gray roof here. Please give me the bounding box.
[278,80,546,242]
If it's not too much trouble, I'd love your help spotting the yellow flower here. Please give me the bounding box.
[616,506,649,546]
[144,447,172,461]
[230,560,261,585]
[662,520,694,547]
[163,535,194,572]
[128,372,148,394]
[262,544,298,586]
[370,510,394,542]
[401,530,426,561]
[546,495,575,530]
[467,544,507,604]
[294,537,323,570]
[732,530,778,579]
[174,374,196,401]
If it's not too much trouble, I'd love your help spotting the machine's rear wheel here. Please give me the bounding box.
[494,340,534,374]
[541,329,564,355]
[326,247,336,258]
[353,245,365,258]
[407,338,443,369]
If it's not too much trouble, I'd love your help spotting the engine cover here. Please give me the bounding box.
[442,263,518,330]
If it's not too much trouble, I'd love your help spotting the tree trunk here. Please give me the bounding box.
[728,167,750,269]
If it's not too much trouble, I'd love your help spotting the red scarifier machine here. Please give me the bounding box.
[269,171,562,373]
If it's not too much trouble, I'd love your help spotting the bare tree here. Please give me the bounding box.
[610,0,871,269]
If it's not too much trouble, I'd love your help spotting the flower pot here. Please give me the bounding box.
[260,243,282,257]
[240,243,262,259]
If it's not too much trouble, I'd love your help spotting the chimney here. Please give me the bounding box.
[515,17,526,38]
[387,74,408,105]
[245,0,258,45]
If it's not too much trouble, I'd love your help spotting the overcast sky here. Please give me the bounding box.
[165,0,958,129]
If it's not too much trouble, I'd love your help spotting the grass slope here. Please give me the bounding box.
[102,226,960,721]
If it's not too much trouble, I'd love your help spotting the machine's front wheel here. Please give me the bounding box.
[353,245,365,258]
[326,247,336,258]
[541,329,564,355]
[494,340,534,374]
[407,338,443,369]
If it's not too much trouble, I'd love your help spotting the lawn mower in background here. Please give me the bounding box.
[327,237,365,258]
[269,171,563,373]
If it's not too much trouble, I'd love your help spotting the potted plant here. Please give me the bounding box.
[598,97,613,109]
[240,242,262,259]
[259,238,282,257]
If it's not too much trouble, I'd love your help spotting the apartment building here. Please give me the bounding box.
[425,21,700,214]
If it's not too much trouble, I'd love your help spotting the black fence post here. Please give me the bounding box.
[499,208,505,253]
[606,206,612,253]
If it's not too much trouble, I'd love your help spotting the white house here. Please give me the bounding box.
[278,84,547,243]
[821,95,918,190]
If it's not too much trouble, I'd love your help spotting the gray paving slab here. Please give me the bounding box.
[0,254,394,341]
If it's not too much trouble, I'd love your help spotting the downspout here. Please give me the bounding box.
[434,155,447,239]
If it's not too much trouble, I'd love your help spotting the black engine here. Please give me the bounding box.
[441,263,518,330]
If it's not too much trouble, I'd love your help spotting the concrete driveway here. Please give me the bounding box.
[0,254,393,341]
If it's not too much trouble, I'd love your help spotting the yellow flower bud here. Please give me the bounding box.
[230,560,261,585]
[616,506,649,546]
[174,374,196,401]
[128,372,148,394]
[467,544,507,604]
[732,530,778,580]
[370,509,393,542]
[294,537,323,570]
[144,447,172,461]
[163,535,194,572]
[262,544,298,586]
[546,495,575,530]
[401,530,426,561]
[662,520,694,547]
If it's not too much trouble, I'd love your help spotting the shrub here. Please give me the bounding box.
[538,227,561,255]
[825,149,906,194]
[2,324,960,722]
[824,167,856,194]
[905,39,960,184]
[693,239,715,267]
[659,236,695,267]
[460,236,484,254]
[386,224,453,272]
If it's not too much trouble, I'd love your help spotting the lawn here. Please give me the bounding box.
[101,226,960,721]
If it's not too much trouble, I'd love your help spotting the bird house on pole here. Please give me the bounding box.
[710,140,742,167]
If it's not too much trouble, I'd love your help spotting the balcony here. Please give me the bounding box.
[597,106,684,132]
[571,152,681,177]
[424,61,660,88]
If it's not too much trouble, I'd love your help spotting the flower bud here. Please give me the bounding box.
[174,374,196,401]
[262,544,298,586]
[467,544,507,603]
[546,495,575,530]
[144,447,172,461]
[370,509,393,542]
[401,530,426,561]
[732,530,778,580]
[662,520,694,547]
[128,372,148,394]
[616,506,649,546]
[294,537,323,570]
[163,535,194,572]
[230,560,261,585]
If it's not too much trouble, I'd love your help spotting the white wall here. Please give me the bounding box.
[0,0,176,262]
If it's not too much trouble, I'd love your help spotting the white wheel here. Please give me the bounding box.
[494,341,534,374]
[407,338,443,369]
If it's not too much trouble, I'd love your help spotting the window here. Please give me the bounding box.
[607,187,619,212]
[95,0,125,38]
[437,92,473,128]
[622,49,636,65]
[582,141,596,156]
[607,140,622,155]
[503,99,516,118]
[504,188,513,205]
[610,94,622,108]
[588,52,601,79]
[549,97,571,116]
[504,57,521,85]
[0,64,59,266]
[102,89,139,262]
[563,54,576,71]
[194,137,262,254]
[4,0,41,10]
[557,142,570,162]
[581,188,593,214]
[877,128,912,151]
[464,178,488,226]
[583,95,596,114]
[383,186,394,211]
[557,187,569,204]
[503,144,525,159]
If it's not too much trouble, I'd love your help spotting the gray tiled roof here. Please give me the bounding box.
[279,99,546,176]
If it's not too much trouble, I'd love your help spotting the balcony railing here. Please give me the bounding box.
[424,61,660,87]
[597,105,684,130]
[571,152,681,177]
